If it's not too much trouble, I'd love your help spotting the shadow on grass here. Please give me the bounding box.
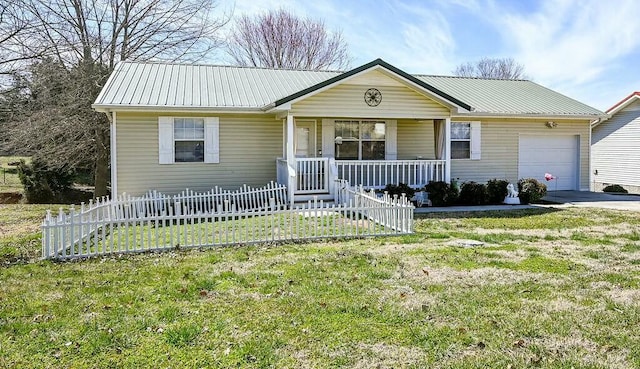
[415,206,563,220]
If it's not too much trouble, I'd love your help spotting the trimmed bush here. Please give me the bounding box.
[383,183,415,199]
[458,181,488,205]
[17,159,73,203]
[603,184,628,194]
[487,179,509,204]
[424,181,459,206]
[517,178,547,204]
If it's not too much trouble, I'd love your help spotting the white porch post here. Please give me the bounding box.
[445,118,451,183]
[110,111,118,199]
[286,113,296,205]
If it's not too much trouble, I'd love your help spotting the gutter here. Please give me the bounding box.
[91,104,268,114]
[452,112,608,121]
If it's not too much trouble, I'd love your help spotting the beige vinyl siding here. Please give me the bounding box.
[116,112,282,196]
[592,103,640,188]
[344,69,407,87]
[290,84,450,118]
[396,119,436,159]
[451,118,591,190]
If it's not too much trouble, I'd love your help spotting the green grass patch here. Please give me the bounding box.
[417,208,596,229]
[599,273,640,288]
[417,247,585,274]
[0,156,29,194]
[622,231,640,241]
[515,255,586,274]
[621,243,640,253]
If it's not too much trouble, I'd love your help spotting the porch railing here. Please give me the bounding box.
[335,160,446,189]
[295,157,330,194]
[277,158,446,197]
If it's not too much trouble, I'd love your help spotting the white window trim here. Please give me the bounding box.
[451,121,481,160]
[158,116,219,164]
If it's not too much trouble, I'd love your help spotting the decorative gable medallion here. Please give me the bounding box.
[364,88,382,107]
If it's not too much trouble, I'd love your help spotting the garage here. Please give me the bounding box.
[518,135,579,190]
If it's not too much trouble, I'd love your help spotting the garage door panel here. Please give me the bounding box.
[518,136,579,191]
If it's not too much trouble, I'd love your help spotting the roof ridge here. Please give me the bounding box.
[414,74,530,82]
[117,60,345,73]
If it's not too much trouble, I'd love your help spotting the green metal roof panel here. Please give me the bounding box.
[94,61,604,117]
[416,75,604,116]
[94,62,342,109]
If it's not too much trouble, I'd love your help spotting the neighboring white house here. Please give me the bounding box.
[592,92,640,194]
[92,59,605,202]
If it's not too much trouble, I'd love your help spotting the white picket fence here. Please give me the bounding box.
[41,181,414,260]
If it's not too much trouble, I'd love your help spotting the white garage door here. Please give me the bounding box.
[518,136,579,190]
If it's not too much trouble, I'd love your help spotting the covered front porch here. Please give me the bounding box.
[276,114,453,203]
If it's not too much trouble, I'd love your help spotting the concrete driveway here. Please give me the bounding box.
[542,191,640,211]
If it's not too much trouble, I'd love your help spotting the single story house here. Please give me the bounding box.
[591,91,640,194]
[92,59,605,202]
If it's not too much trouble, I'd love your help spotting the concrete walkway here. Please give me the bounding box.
[541,191,640,211]
[414,191,640,213]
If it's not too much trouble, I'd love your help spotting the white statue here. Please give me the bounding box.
[504,183,520,205]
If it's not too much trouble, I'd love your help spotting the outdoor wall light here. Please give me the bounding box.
[545,121,557,128]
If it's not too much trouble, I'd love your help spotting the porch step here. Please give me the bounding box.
[293,193,334,203]
[293,200,336,209]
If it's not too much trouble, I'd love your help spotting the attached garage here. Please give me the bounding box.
[518,135,579,190]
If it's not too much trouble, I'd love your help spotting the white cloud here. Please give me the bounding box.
[494,0,640,108]
[349,1,457,73]
[396,14,456,73]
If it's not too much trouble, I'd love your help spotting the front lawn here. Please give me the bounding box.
[1,205,639,368]
[0,156,29,195]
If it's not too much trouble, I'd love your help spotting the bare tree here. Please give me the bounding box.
[227,9,350,70]
[2,0,229,197]
[0,1,46,77]
[453,57,528,80]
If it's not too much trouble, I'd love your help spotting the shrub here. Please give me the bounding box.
[458,181,488,205]
[17,159,73,203]
[486,179,509,204]
[603,184,628,194]
[424,181,459,206]
[517,178,547,204]
[383,183,415,199]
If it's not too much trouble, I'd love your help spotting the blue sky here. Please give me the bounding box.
[224,0,640,111]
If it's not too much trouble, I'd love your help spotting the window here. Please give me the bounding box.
[451,122,471,159]
[174,118,204,162]
[450,121,481,160]
[335,120,386,160]
[158,116,219,164]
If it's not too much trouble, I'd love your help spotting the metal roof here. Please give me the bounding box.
[94,62,341,110]
[416,75,604,117]
[94,60,604,117]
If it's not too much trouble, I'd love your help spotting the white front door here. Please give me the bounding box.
[295,121,315,158]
